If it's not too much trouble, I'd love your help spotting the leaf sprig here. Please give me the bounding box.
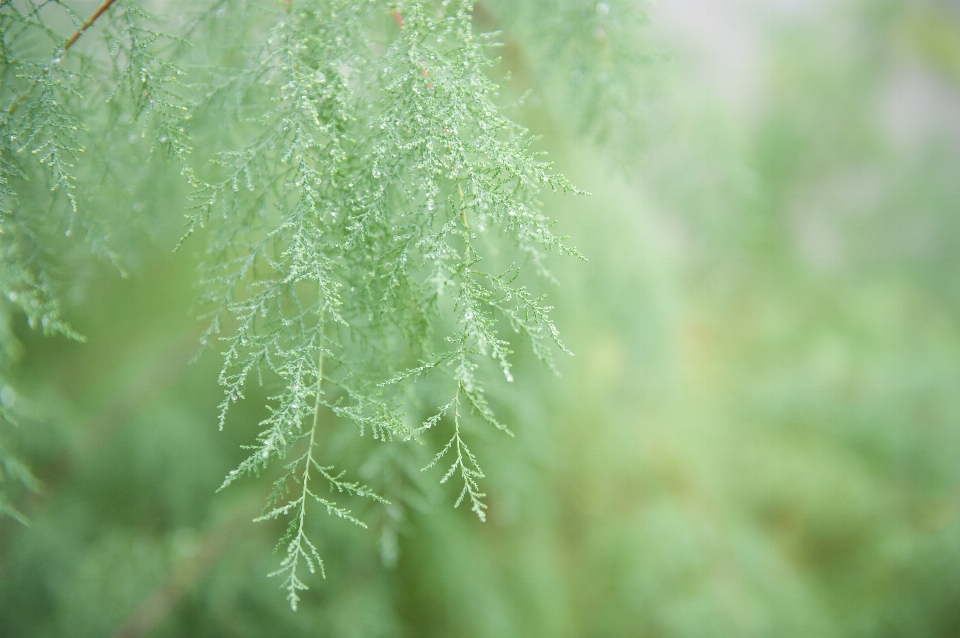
[188,0,578,604]
[0,0,584,607]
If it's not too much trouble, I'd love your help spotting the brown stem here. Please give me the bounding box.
[5,92,28,116]
[63,0,119,50]
[5,0,120,116]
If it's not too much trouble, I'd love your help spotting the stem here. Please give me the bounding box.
[5,0,119,116]
[296,325,325,556]
[5,85,32,116]
[458,182,470,257]
[63,0,119,51]
[453,382,463,461]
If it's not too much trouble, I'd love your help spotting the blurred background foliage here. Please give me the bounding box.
[4,0,960,636]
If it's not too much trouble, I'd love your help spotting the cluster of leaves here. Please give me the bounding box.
[185,0,580,607]
[485,0,655,162]
[0,0,622,609]
[1,0,188,334]
[0,0,190,533]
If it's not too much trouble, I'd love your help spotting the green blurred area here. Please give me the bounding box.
[4,1,960,636]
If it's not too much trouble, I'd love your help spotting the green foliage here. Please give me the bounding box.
[1,0,601,608]
[6,2,960,636]
[181,0,584,605]
[1,0,187,332]
[0,389,39,524]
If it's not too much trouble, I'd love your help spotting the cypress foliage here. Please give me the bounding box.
[0,0,645,607]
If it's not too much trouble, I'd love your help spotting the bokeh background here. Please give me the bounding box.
[4,0,960,636]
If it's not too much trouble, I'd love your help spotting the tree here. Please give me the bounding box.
[1,0,647,610]
[9,2,960,637]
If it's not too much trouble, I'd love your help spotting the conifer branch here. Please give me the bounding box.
[278,338,329,609]
[1,0,592,601]
[422,382,488,520]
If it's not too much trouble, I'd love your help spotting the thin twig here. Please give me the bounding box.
[5,0,120,116]
[63,0,119,50]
